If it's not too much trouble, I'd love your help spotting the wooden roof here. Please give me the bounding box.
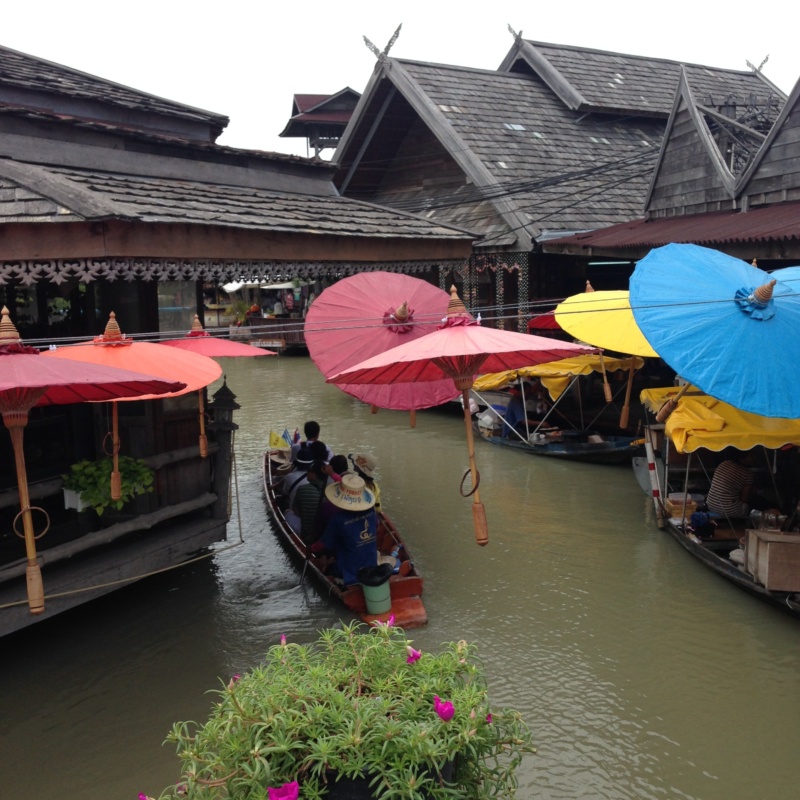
[0,44,229,142]
[500,40,783,118]
[0,158,474,242]
[279,88,361,138]
[334,42,783,253]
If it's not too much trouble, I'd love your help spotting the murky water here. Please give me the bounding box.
[2,356,800,799]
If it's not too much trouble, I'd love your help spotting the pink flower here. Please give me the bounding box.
[176,785,188,796]
[371,613,395,628]
[268,781,300,800]
[138,794,155,800]
[280,634,287,647]
[486,713,493,724]
[434,696,455,722]
[227,673,241,689]
[406,646,421,664]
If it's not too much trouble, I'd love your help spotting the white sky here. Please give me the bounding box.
[4,1,797,158]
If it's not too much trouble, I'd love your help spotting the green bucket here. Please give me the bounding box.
[358,564,393,614]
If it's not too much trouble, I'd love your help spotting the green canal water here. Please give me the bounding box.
[2,356,800,799]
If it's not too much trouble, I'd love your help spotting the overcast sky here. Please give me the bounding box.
[5,1,796,158]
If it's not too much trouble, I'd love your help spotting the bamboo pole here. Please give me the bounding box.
[460,386,488,546]
[619,360,636,429]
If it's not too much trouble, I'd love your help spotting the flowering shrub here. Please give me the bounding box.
[158,621,534,799]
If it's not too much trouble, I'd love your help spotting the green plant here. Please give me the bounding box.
[62,455,154,515]
[157,621,534,800]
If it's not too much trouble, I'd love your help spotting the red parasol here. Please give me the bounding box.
[161,315,277,358]
[305,272,459,414]
[328,287,596,545]
[43,313,223,495]
[527,311,561,332]
[0,306,185,615]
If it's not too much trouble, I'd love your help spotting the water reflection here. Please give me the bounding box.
[2,356,800,799]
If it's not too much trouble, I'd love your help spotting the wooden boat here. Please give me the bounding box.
[474,422,639,464]
[471,353,643,464]
[661,514,800,619]
[639,386,800,620]
[262,452,428,628]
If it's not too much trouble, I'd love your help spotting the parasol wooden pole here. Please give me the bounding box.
[409,409,416,428]
[619,360,636,429]
[598,352,613,404]
[656,382,689,423]
[459,384,488,546]
[198,389,208,458]
[110,402,121,500]
[4,410,45,614]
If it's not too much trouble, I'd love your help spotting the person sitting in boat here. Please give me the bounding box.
[502,386,526,439]
[291,420,335,462]
[350,453,381,511]
[314,474,378,587]
[292,460,327,544]
[280,446,314,530]
[705,451,755,519]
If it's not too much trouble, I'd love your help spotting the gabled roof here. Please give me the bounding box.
[0,43,229,142]
[499,39,783,118]
[335,58,665,250]
[0,158,476,242]
[334,42,784,253]
[280,88,360,138]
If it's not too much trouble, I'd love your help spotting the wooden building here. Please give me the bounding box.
[332,36,785,325]
[279,88,361,157]
[0,44,473,636]
[544,69,800,265]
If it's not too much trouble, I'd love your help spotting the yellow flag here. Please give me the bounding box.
[269,430,290,450]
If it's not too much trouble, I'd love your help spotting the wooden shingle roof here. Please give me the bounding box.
[336,42,786,253]
[0,44,229,141]
[0,158,475,241]
[502,40,783,118]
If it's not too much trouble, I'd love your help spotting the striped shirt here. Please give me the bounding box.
[705,460,753,518]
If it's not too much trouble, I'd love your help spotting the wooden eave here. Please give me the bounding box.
[0,219,474,263]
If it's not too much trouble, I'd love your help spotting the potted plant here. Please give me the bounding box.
[62,455,154,515]
[153,621,534,800]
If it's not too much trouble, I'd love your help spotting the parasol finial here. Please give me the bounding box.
[585,280,595,293]
[751,259,758,267]
[191,314,205,333]
[103,312,123,340]
[753,279,777,304]
[0,306,21,343]
[394,301,409,322]
[447,286,470,319]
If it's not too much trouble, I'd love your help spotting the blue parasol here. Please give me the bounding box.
[629,243,800,418]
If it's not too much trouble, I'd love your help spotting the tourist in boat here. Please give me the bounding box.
[292,460,327,544]
[705,451,755,519]
[281,446,314,532]
[502,385,526,439]
[291,420,335,462]
[315,474,378,586]
[351,453,381,511]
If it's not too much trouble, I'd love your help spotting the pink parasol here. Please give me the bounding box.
[329,287,596,545]
[161,315,277,358]
[43,313,223,496]
[305,272,459,414]
[0,307,186,615]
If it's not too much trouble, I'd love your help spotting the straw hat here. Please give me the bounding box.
[270,449,292,466]
[325,473,376,511]
[352,452,377,478]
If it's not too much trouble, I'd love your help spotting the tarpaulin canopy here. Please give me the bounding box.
[641,386,800,453]
[474,354,643,400]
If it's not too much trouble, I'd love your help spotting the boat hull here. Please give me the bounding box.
[663,518,800,619]
[476,424,637,465]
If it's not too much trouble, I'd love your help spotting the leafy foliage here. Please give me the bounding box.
[62,456,154,515]
[160,622,535,799]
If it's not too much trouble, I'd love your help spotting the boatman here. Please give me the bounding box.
[316,474,378,586]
